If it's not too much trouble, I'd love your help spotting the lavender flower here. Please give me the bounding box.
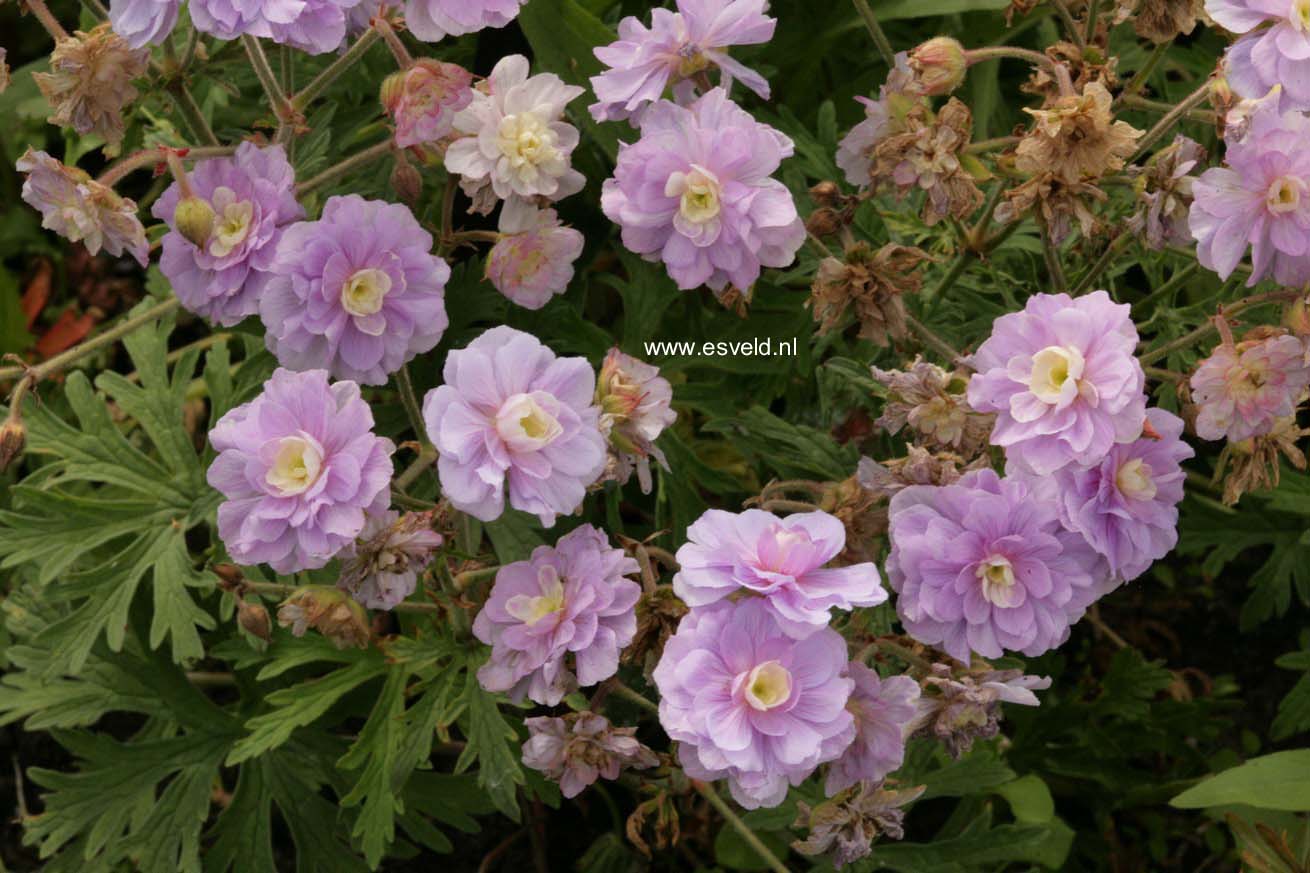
[967,290,1147,476]
[337,511,443,610]
[421,326,607,525]
[1191,329,1310,441]
[207,369,395,574]
[1041,408,1193,582]
[1208,0,1310,110]
[259,194,450,386]
[886,469,1110,664]
[825,663,920,795]
[522,713,659,798]
[154,143,304,327]
[381,59,474,149]
[601,88,805,292]
[190,0,357,53]
[653,598,855,809]
[405,0,526,42]
[486,199,585,310]
[589,0,776,125]
[596,348,676,493]
[17,149,148,266]
[108,0,179,47]
[674,509,885,638]
[1190,100,1310,286]
[473,525,642,705]
[445,55,586,208]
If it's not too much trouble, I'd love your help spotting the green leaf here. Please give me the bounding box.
[704,406,857,480]
[996,775,1056,824]
[713,822,792,871]
[337,665,408,867]
[1170,751,1310,812]
[484,508,547,564]
[456,666,525,821]
[855,821,1074,871]
[227,657,388,764]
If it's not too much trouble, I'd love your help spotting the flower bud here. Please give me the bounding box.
[1285,293,1310,338]
[805,207,844,239]
[237,598,272,642]
[173,195,215,248]
[390,155,423,207]
[0,410,26,473]
[212,562,244,589]
[809,180,841,208]
[909,37,967,96]
[379,70,407,115]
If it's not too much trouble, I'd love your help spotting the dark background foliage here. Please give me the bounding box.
[1,0,1308,871]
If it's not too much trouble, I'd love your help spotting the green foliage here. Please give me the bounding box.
[1171,752,1310,812]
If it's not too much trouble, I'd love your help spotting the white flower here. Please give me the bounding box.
[445,55,586,207]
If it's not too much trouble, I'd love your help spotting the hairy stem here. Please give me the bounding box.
[242,35,296,124]
[1048,0,1086,49]
[168,81,220,146]
[295,140,394,196]
[241,580,442,613]
[396,364,428,445]
[374,16,413,68]
[1138,290,1299,365]
[22,0,68,41]
[1,298,180,384]
[292,29,382,111]
[851,0,896,68]
[97,145,234,187]
[1069,231,1131,296]
[1117,39,1172,104]
[1129,81,1212,163]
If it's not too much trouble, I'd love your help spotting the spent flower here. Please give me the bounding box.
[486,199,585,310]
[1190,326,1310,442]
[913,663,1050,757]
[792,782,924,869]
[382,59,475,149]
[277,586,371,649]
[17,149,148,266]
[35,25,148,145]
[596,348,676,493]
[337,511,443,610]
[871,357,992,456]
[809,243,930,346]
[522,713,659,798]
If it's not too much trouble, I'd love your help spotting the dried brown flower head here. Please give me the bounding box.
[1116,0,1201,43]
[623,585,688,677]
[996,172,1107,243]
[1214,417,1310,505]
[870,98,984,226]
[857,447,990,502]
[1016,80,1142,184]
[1023,41,1119,103]
[277,586,371,650]
[870,357,994,455]
[0,47,9,94]
[809,243,931,346]
[35,24,148,145]
[1125,135,1205,250]
[821,475,887,561]
[792,781,925,868]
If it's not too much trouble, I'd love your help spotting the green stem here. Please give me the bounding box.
[610,681,660,714]
[693,782,792,873]
[1117,39,1171,104]
[396,364,427,444]
[22,0,68,40]
[1120,94,1216,126]
[1048,0,1086,49]
[241,580,442,613]
[1069,232,1131,296]
[920,251,972,310]
[1138,290,1298,365]
[374,16,413,67]
[877,638,935,672]
[392,490,438,511]
[906,315,970,369]
[394,446,437,491]
[1083,0,1100,42]
[1038,214,1067,293]
[964,135,1020,155]
[1131,261,1200,314]
[1129,81,1212,163]
[295,140,393,196]
[850,0,895,68]
[169,82,220,147]
[97,145,234,186]
[291,29,381,111]
[242,35,295,123]
[965,45,1060,78]
[0,298,180,383]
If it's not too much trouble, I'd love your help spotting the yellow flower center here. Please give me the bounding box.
[505,566,567,625]
[1029,345,1086,404]
[265,435,324,496]
[976,556,1016,606]
[744,660,792,711]
[1115,458,1157,501]
[1267,176,1304,214]
[495,393,564,451]
[667,165,722,225]
[1292,0,1310,31]
[341,268,392,318]
[207,186,255,258]
[497,112,560,170]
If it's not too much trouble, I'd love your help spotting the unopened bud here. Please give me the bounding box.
[806,207,844,239]
[0,411,25,473]
[173,196,215,248]
[379,70,406,114]
[391,156,422,207]
[910,37,967,96]
[1285,293,1310,338]
[809,180,841,208]
[212,562,244,589]
[237,598,272,641]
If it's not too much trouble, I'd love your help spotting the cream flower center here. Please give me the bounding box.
[1116,458,1158,501]
[666,165,722,225]
[976,556,1016,606]
[266,435,324,496]
[505,566,567,625]
[341,268,392,317]
[744,660,793,711]
[1292,0,1310,31]
[208,186,255,258]
[495,393,564,452]
[675,44,711,78]
[497,112,560,170]
[1267,176,1304,214]
[1029,345,1086,404]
